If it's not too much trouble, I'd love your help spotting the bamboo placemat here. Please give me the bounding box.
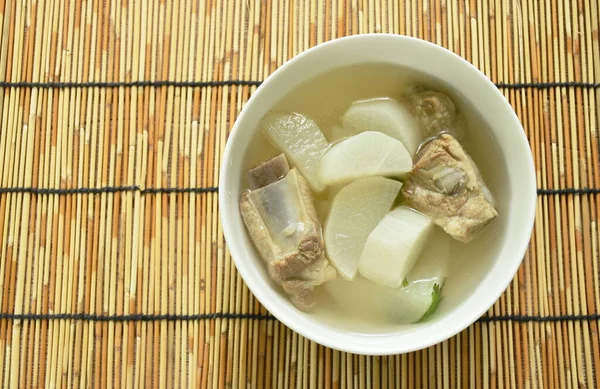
[0,0,598,387]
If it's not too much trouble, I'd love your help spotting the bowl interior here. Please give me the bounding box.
[220,35,536,355]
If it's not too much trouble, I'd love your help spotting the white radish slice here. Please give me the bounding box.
[396,228,451,321]
[261,113,328,192]
[358,206,433,288]
[393,227,450,321]
[394,279,441,322]
[406,227,451,285]
[318,131,412,186]
[330,125,351,142]
[323,276,442,324]
[342,98,422,156]
[324,177,402,280]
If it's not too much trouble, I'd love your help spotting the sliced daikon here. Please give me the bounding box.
[318,131,412,185]
[405,227,451,285]
[398,279,442,322]
[399,228,450,321]
[341,98,422,156]
[358,207,433,288]
[323,276,442,324]
[324,177,402,280]
[261,113,328,192]
[330,125,351,142]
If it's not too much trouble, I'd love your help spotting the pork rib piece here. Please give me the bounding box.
[247,153,290,189]
[404,86,457,136]
[401,133,498,242]
[240,155,335,310]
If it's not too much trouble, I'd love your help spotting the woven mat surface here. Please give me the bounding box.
[1,0,599,388]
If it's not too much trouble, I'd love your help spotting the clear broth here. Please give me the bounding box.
[241,63,510,334]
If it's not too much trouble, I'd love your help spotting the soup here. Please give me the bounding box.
[239,63,509,333]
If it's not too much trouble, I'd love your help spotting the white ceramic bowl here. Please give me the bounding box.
[219,34,536,355]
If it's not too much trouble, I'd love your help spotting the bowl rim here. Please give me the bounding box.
[219,33,536,355]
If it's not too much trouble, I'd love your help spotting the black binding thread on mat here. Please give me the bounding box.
[0,187,598,196]
[0,312,598,322]
[0,80,263,88]
[537,188,600,195]
[0,313,273,321]
[477,314,600,323]
[495,81,599,89]
[0,80,598,89]
[0,186,219,195]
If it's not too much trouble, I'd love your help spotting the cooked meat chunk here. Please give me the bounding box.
[240,167,336,310]
[281,257,336,310]
[401,133,498,242]
[404,86,457,136]
[247,153,290,189]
